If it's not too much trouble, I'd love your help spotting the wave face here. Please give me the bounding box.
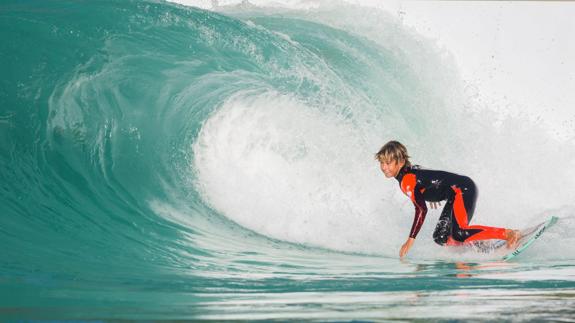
[2,0,575,320]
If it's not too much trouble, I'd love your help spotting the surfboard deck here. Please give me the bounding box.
[501,216,557,261]
[451,216,557,260]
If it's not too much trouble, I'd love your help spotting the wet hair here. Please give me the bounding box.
[375,140,411,167]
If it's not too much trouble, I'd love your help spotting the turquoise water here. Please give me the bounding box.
[1,0,575,320]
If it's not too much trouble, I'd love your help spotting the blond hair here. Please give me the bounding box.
[375,140,411,167]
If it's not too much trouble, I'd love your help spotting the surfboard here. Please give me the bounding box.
[501,216,558,261]
[454,216,557,259]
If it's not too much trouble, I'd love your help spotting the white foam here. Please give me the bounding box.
[184,1,575,260]
[193,93,409,255]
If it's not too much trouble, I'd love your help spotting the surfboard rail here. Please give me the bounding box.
[502,216,558,261]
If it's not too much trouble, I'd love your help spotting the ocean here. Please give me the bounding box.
[1,0,574,320]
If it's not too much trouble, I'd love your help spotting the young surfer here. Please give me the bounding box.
[376,141,521,258]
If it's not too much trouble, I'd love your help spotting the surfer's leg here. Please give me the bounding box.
[459,177,478,222]
[450,184,507,242]
[432,197,454,246]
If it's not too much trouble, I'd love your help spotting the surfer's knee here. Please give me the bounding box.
[451,230,468,242]
[433,232,448,245]
[433,218,451,245]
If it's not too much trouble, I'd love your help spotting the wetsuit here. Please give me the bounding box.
[395,165,507,245]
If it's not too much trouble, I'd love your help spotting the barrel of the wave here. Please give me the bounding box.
[0,0,242,280]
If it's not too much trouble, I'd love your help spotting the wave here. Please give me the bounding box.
[1,0,574,284]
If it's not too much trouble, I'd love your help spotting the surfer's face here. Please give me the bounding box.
[380,159,404,178]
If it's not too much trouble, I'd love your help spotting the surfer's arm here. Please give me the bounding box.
[400,188,427,258]
[408,189,428,239]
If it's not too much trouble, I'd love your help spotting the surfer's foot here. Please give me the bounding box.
[505,229,521,249]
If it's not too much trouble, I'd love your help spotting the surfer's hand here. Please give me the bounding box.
[399,238,415,258]
[429,201,442,209]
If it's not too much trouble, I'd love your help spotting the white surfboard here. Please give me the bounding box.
[454,216,557,259]
[501,216,557,261]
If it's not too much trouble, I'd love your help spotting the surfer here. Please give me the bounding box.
[376,140,521,258]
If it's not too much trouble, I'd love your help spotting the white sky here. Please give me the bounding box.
[377,1,575,138]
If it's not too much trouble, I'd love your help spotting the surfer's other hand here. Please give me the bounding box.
[400,238,415,258]
[429,201,442,209]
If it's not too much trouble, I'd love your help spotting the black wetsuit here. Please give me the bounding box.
[395,165,506,245]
